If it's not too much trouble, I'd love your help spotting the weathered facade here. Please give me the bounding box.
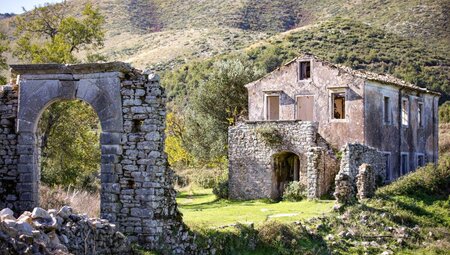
[0,63,190,254]
[229,54,439,200]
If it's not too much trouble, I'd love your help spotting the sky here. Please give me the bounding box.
[0,0,64,14]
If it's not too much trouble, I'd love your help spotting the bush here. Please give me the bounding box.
[376,156,450,198]
[439,102,450,123]
[282,181,307,201]
[174,166,228,189]
[213,180,229,199]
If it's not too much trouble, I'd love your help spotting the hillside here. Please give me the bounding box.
[0,0,448,72]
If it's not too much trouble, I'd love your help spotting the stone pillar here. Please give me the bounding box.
[356,164,375,199]
[0,85,20,212]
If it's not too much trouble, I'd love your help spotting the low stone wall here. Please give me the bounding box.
[228,121,339,200]
[334,143,385,203]
[0,206,130,255]
[0,85,19,211]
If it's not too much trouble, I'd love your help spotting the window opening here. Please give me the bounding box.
[401,153,409,175]
[266,95,280,120]
[332,92,345,119]
[402,98,409,126]
[418,102,423,127]
[299,61,311,80]
[384,96,391,124]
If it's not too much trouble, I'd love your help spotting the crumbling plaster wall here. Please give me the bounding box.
[364,81,439,180]
[228,121,339,200]
[246,57,366,149]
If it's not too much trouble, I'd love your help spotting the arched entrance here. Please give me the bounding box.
[15,71,123,219]
[37,100,101,215]
[271,151,301,200]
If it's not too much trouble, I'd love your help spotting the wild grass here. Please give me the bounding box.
[177,188,333,228]
[39,185,100,217]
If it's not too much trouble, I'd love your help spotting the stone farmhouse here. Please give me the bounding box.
[228,54,439,200]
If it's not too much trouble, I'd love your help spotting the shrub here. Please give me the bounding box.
[213,180,229,199]
[256,126,283,145]
[175,166,228,189]
[376,156,450,198]
[282,181,307,201]
[439,102,450,123]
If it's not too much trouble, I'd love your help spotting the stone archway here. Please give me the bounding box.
[271,151,302,200]
[0,63,189,253]
[14,65,123,221]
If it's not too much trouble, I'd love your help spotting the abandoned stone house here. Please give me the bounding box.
[228,54,439,200]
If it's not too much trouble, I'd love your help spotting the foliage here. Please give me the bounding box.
[212,180,229,199]
[13,1,105,64]
[439,101,450,123]
[175,166,227,189]
[183,57,263,161]
[165,110,194,167]
[282,181,307,202]
[376,156,450,198]
[256,126,283,146]
[38,101,101,191]
[0,32,7,84]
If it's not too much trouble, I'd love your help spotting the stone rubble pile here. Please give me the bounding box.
[0,206,131,255]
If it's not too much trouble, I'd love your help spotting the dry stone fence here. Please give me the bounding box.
[0,63,190,253]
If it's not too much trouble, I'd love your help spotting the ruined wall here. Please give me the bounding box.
[306,146,339,198]
[1,63,191,254]
[228,121,338,200]
[0,85,19,210]
[364,81,439,180]
[246,56,366,149]
[334,143,385,202]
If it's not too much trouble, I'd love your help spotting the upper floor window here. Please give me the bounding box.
[384,96,391,124]
[299,61,311,80]
[332,92,346,119]
[296,95,314,121]
[266,94,280,120]
[418,102,424,128]
[401,98,409,127]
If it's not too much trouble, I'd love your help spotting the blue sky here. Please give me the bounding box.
[0,0,64,14]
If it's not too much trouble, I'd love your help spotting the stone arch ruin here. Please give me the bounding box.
[0,63,188,252]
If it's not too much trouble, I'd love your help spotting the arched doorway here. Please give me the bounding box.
[271,151,301,200]
[37,100,101,216]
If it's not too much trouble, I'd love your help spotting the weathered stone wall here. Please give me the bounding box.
[1,63,191,254]
[334,143,385,203]
[228,121,339,200]
[0,85,19,211]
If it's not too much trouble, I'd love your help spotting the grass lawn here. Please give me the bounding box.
[176,188,334,228]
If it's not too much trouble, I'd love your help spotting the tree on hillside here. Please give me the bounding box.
[0,32,8,84]
[13,1,105,63]
[184,58,263,162]
[12,1,106,190]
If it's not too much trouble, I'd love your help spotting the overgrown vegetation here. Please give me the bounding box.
[0,32,7,84]
[282,182,307,202]
[256,126,283,146]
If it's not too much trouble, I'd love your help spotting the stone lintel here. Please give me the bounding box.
[10,62,134,76]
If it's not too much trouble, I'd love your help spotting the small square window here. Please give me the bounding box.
[332,92,345,119]
[299,61,311,80]
[384,97,391,124]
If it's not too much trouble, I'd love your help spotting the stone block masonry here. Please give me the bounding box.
[0,85,19,211]
[0,63,192,254]
[228,121,339,200]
